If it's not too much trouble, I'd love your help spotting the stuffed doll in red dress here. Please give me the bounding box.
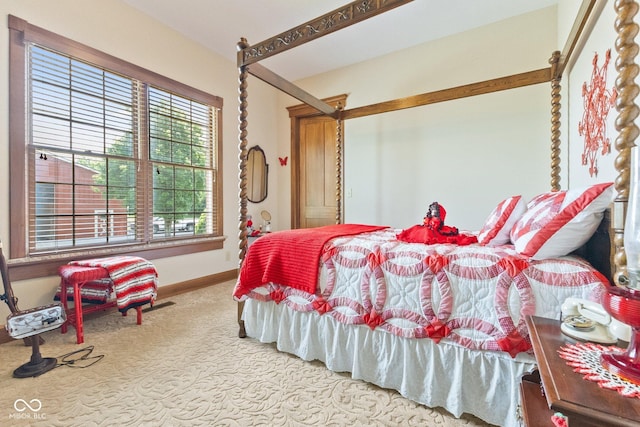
[397,201,478,245]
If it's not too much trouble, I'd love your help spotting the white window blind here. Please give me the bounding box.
[27,44,219,254]
[148,87,217,237]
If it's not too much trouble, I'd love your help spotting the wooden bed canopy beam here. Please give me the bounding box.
[237,0,413,68]
[237,0,606,122]
[340,67,552,120]
[245,61,338,117]
[555,0,604,79]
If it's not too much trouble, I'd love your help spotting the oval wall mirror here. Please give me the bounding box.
[247,145,268,203]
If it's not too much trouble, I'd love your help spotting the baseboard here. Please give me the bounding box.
[0,269,238,345]
[156,269,238,300]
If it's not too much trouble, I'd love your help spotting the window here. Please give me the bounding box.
[148,87,217,239]
[8,16,223,275]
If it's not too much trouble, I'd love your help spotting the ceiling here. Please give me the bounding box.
[122,0,558,81]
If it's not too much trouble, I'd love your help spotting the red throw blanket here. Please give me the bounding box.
[70,256,158,312]
[234,224,387,300]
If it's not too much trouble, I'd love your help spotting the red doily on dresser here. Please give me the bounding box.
[558,342,640,399]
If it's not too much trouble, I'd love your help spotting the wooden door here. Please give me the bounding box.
[288,94,347,229]
[299,116,337,228]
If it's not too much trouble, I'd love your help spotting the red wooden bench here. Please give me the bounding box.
[57,264,142,344]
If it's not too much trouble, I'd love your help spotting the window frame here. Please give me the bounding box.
[8,15,224,280]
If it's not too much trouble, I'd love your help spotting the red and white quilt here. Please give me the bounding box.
[235,228,607,357]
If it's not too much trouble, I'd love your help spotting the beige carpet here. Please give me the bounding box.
[0,281,493,426]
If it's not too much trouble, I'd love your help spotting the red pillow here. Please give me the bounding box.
[510,182,614,259]
[478,195,526,246]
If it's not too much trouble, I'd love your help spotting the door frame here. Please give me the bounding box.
[287,94,347,229]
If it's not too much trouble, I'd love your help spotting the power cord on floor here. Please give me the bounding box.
[56,345,104,369]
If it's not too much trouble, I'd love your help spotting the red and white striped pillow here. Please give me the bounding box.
[510,182,614,259]
[478,195,526,246]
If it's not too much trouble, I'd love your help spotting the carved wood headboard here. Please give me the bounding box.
[572,208,613,283]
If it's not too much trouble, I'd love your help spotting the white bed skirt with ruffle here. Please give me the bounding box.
[242,298,537,427]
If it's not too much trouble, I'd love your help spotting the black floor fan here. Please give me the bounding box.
[0,240,66,378]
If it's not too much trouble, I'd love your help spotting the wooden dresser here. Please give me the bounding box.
[521,315,640,426]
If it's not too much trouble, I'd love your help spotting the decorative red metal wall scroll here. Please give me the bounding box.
[578,49,617,177]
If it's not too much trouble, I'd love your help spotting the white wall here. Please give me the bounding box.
[557,0,584,191]
[0,0,281,315]
[278,7,559,231]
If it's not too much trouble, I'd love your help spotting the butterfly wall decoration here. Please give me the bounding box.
[279,156,288,166]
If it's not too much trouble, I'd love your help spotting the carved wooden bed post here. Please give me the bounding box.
[237,37,250,338]
[336,104,344,224]
[612,0,639,286]
[549,50,562,192]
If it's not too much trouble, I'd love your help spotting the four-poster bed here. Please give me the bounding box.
[234,1,638,426]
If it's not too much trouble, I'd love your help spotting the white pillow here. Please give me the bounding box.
[510,182,614,259]
[477,195,526,246]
